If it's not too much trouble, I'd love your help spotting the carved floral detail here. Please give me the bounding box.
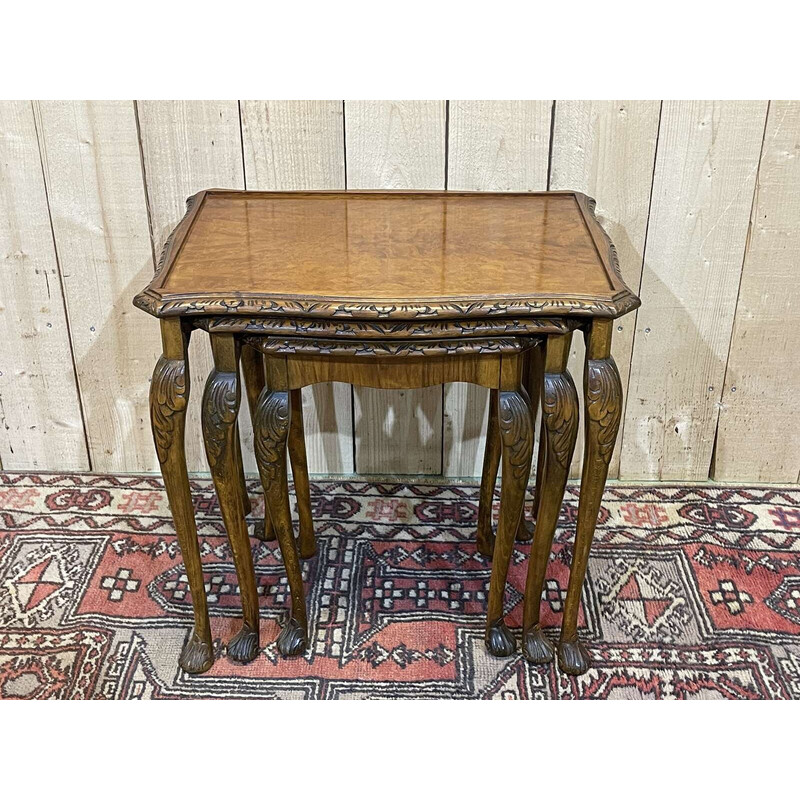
[542,372,579,470]
[201,371,239,470]
[243,336,528,358]
[150,356,188,464]
[203,315,570,338]
[498,391,534,481]
[586,357,622,465]
[134,292,640,321]
[254,391,290,483]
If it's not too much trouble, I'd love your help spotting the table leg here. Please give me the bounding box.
[253,379,308,657]
[559,320,621,675]
[477,377,538,557]
[476,389,500,558]
[241,343,274,543]
[522,332,578,665]
[485,369,533,657]
[150,319,213,674]
[517,343,545,541]
[234,426,251,517]
[202,333,260,663]
[289,388,315,559]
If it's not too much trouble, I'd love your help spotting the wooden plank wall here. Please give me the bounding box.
[1,100,799,484]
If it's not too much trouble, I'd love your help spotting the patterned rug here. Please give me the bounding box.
[0,471,799,699]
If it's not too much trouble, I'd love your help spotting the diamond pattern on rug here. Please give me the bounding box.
[0,472,799,699]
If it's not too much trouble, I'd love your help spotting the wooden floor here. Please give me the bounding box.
[1,100,799,484]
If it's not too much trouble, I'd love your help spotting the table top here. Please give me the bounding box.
[134,190,639,321]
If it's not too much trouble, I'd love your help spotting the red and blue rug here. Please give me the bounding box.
[0,472,799,699]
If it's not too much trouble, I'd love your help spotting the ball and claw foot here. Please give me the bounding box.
[251,517,276,543]
[522,624,555,664]
[558,637,591,675]
[277,617,308,657]
[179,629,214,674]
[227,623,260,664]
[252,519,266,542]
[516,515,534,543]
[485,619,517,657]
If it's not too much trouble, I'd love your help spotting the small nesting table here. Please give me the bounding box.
[134,189,640,677]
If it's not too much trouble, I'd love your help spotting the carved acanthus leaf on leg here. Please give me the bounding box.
[542,372,579,470]
[202,372,239,471]
[254,391,290,483]
[499,390,534,480]
[586,357,622,465]
[150,356,188,464]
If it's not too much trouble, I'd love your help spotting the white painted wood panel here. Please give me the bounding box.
[346,100,446,473]
[713,101,800,482]
[35,100,160,473]
[443,100,551,476]
[241,100,345,190]
[549,100,661,479]
[0,101,88,470]
[241,100,353,473]
[620,101,768,480]
[137,101,245,473]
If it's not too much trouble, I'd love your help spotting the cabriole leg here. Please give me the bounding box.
[241,343,274,542]
[485,362,533,657]
[253,382,308,657]
[203,334,260,663]
[289,388,315,559]
[476,389,500,557]
[559,320,621,675]
[522,332,579,665]
[150,319,213,674]
[517,342,545,541]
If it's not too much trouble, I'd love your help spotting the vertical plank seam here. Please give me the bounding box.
[545,100,556,190]
[616,100,663,477]
[31,100,92,470]
[237,100,248,188]
[443,100,450,190]
[440,100,451,475]
[133,101,159,272]
[709,101,772,480]
[342,101,357,472]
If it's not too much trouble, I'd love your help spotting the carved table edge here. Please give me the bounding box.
[133,291,641,321]
[242,335,541,358]
[194,316,574,338]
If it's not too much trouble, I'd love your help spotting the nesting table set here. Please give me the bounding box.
[134,189,640,677]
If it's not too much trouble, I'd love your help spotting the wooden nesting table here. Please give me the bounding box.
[134,189,640,677]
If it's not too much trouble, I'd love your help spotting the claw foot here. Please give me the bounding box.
[179,628,214,674]
[252,519,267,541]
[228,623,260,663]
[252,517,276,542]
[558,636,591,675]
[515,515,534,543]
[277,617,307,657]
[522,624,554,664]
[485,619,516,657]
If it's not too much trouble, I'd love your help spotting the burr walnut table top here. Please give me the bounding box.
[134,189,639,321]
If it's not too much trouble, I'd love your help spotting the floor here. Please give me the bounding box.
[0,472,798,699]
